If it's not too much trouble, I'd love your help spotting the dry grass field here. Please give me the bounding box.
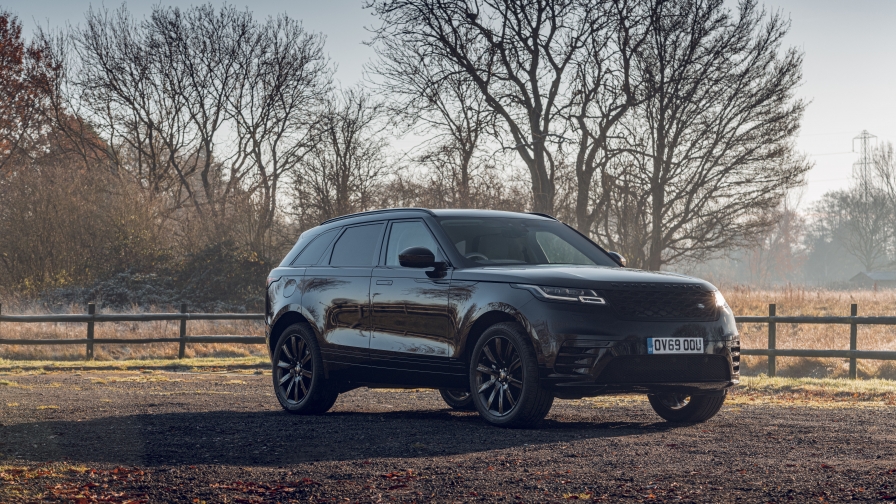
[726,286,896,379]
[1,287,895,378]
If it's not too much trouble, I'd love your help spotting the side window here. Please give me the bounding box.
[292,228,340,265]
[385,221,440,266]
[329,223,385,266]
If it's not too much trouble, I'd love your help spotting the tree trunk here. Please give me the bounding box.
[574,157,597,233]
[530,150,554,214]
[647,146,666,271]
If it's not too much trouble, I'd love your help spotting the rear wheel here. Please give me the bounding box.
[272,323,338,414]
[469,322,553,428]
[647,391,726,423]
[439,389,475,410]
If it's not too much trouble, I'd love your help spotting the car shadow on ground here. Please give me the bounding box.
[2,407,679,466]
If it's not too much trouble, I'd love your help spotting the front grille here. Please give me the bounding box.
[596,355,730,383]
[601,288,718,321]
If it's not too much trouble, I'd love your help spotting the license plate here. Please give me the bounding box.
[647,337,703,354]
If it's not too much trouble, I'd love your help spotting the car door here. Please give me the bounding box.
[302,222,384,377]
[369,219,462,386]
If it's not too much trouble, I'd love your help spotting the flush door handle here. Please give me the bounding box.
[376,279,393,285]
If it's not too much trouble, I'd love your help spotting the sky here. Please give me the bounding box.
[3,0,895,209]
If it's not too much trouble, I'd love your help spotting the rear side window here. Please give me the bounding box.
[329,223,384,266]
[292,228,340,265]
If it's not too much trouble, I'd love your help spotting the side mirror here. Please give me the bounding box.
[608,251,627,267]
[399,246,436,268]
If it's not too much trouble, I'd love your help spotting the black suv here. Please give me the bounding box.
[265,209,739,427]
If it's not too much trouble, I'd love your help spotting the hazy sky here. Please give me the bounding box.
[4,0,894,208]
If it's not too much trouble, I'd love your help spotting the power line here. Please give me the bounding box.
[806,151,855,157]
[805,176,851,183]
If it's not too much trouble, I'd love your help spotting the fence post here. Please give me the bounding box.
[178,303,187,359]
[768,303,776,377]
[86,302,96,360]
[849,304,858,379]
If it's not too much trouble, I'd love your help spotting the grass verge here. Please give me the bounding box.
[729,374,896,407]
[576,375,896,408]
[0,356,268,372]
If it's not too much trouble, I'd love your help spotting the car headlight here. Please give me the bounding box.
[513,284,606,304]
[713,290,728,308]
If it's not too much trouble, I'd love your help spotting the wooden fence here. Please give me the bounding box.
[738,303,896,379]
[1,302,896,379]
[0,303,264,359]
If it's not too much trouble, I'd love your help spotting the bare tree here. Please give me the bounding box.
[564,0,651,232]
[372,47,498,208]
[743,198,806,285]
[76,6,182,199]
[290,88,390,228]
[598,0,809,270]
[226,11,332,254]
[872,142,896,210]
[369,0,644,216]
[811,188,891,272]
[73,4,330,252]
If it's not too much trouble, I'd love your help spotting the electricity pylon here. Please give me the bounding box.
[853,130,877,199]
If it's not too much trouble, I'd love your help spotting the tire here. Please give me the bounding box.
[439,389,476,410]
[647,391,726,423]
[469,322,554,428]
[272,323,338,414]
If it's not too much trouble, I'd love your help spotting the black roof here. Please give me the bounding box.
[320,208,556,226]
[320,208,434,225]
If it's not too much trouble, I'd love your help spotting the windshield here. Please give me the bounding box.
[436,217,618,267]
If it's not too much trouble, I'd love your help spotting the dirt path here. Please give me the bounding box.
[1,371,895,502]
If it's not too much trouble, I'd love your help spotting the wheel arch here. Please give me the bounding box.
[268,309,312,359]
[460,306,544,366]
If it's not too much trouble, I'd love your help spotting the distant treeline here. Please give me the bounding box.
[692,145,896,287]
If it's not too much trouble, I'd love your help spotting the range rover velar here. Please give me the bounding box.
[265,209,739,427]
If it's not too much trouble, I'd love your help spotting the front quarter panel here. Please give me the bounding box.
[451,281,548,363]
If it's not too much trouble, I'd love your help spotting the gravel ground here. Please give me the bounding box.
[1,370,895,503]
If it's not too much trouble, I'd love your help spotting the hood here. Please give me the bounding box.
[451,265,717,291]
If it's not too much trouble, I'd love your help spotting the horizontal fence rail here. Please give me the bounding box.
[0,302,265,359]
[0,313,264,323]
[1,302,895,376]
[736,316,896,324]
[0,337,267,345]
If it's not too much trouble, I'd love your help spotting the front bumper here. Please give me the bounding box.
[540,337,740,398]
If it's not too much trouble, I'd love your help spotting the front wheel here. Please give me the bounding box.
[647,391,726,423]
[469,322,554,428]
[272,323,338,414]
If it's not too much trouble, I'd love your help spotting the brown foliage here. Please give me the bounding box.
[0,163,163,290]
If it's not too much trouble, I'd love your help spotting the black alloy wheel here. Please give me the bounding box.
[277,334,313,403]
[647,391,726,423]
[475,335,523,416]
[439,389,476,410]
[469,322,553,427]
[272,323,338,414]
